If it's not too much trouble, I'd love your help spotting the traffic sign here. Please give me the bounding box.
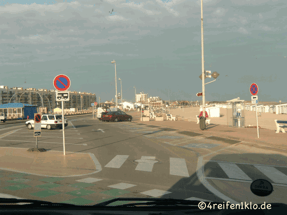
[250,83,259,96]
[53,74,71,91]
[196,92,203,97]
[94,102,97,106]
[91,103,94,106]
[34,113,41,137]
[56,91,70,101]
[35,114,41,123]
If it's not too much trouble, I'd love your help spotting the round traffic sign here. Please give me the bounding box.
[35,114,41,123]
[53,74,71,91]
[94,102,98,106]
[250,83,259,96]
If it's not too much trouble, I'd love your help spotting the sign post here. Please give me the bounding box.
[54,74,71,156]
[93,102,97,119]
[34,113,42,148]
[250,83,259,138]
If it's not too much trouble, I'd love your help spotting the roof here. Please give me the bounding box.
[0,103,36,109]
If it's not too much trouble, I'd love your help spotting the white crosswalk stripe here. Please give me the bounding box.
[170,158,189,177]
[218,163,251,181]
[254,165,287,184]
[105,155,129,168]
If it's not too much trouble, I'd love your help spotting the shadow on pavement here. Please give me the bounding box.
[160,152,287,205]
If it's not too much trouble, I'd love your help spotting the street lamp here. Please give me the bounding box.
[111,60,117,108]
[133,86,136,103]
[119,78,123,104]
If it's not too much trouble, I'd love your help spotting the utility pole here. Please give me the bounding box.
[201,0,206,119]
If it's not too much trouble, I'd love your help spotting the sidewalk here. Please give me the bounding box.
[128,111,287,153]
[0,148,99,177]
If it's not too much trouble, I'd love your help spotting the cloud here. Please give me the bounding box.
[238,27,249,34]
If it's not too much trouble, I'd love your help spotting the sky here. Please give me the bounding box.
[0,0,286,103]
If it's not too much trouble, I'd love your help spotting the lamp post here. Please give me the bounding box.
[111,60,117,108]
[119,78,123,104]
[200,0,206,120]
[133,86,136,103]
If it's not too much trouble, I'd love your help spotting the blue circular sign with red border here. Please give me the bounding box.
[250,83,259,95]
[53,74,71,91]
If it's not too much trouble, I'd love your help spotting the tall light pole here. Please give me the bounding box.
[201,0,206,119]
[111,60,117,108]
[119,78,123,104]
[133,86,136,103]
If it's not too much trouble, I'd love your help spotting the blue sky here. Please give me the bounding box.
[0,0,286,103]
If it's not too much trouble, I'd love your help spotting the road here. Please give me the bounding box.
[0,113,287,206]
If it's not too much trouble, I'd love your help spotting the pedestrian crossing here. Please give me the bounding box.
[205,160,287,185]
[103,155,287,185]
[104,155,190,177]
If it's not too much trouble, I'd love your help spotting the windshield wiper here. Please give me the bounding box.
[0,198,75,207]
[94,198,217,207]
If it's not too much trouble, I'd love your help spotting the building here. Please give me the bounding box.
[136,92,147,102]
[0,85,96,112]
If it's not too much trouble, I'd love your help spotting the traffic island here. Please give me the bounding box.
[0,147,100,177]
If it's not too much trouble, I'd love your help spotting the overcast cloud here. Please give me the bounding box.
[0,0,286,102]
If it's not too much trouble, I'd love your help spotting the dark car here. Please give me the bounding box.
[99,111,108,121]
[101,111,132,122]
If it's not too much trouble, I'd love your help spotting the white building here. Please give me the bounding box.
[136,92,147,102]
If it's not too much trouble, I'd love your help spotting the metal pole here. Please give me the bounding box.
[121,79,123,104]
[256,103,259,138]
[141,104,142,121]
[99,97,101,107]
[201,0,206,118]
[115,63,118,108]
[36,137,38,149]
[62,100,66,155]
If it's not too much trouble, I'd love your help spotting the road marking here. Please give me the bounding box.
[108,183,136,190]
[254,165,287,184]
[70,121,76,129]
[76,178,102,183]
[98,129,105,133]
[218,163,251,181]
[135,156,158,172]
[4,135,83,139]
[206,160,287,169]
[141,189,171,197]
[0,125,24,131]
[0,193,22,199]
[0,129,23,139]
[0,139,86,145]
[105,155,129,168]
[170,158,189,177]
[197,144,239,204]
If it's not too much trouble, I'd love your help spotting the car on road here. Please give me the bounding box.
[101,111,132,122]
[25,114,68,130]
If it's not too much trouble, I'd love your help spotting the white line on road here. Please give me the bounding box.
[0,125,24,131]
[254,165,287,184]
[69,121,76,129]
[4,135,83,139]
[105,155,129,168]
[135,156,158,172]
[197,144,239,204]
[0,129,23,139]
[0,139,86,145]
[218,163,251,181]
[170,158,189,177]
[98,129,105,133]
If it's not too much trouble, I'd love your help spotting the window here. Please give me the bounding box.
[48,115,55,120]
[42,116,48,120]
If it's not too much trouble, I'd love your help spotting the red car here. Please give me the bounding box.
[101,111,133,122]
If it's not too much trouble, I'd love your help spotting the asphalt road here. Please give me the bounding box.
[0,113,287,206]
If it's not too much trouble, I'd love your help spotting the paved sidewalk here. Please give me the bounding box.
[128,111,287,153]
[0,148,98,177]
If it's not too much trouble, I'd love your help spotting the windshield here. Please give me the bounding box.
[0,0,285,210]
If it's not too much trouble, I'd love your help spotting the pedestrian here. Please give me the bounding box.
[199,110,208,118]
